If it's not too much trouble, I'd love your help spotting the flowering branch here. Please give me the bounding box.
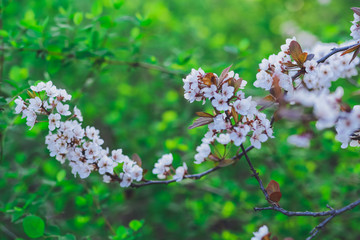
[103,145,255,188]
[316,42,360,63]
[12,6,360,240]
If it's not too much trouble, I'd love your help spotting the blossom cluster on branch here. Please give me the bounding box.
[12,6,360,240]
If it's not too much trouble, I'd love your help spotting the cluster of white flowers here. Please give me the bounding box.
[251,225,270,240]
[15,81,144,187]
[152,153,188,181]
[254,37,359,95]
[253,33,360,149]
[254,37,296,94]
[183,67,274,165]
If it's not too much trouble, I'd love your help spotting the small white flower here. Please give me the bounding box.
[211,93,230,111]
[250,129,268,149]
[48,113,61,131]
[103,175,112,183]
[56,102,71,116]
[120,173,132,187]
[251,225,269,240]
[202,84,217,99]
[112,149,124,163]
[14,96,26,114]
[304,60,317,73]
[254,70,273,90]
[221,83,234,100]
[230,125,250,146]
[158,153,173,165]
[98,156,117,175]
[194,143,211,164]
[130,165,143,182]
[216,133,231,145]
[233,96,257,116]
[30,82,46,92]
[74,106,83,121]
[86,126,100,140]
[28,97,43,112]
[173,163,188,182]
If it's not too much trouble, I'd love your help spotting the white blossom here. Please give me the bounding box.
[251,225,270,240]
[173,163,187,182]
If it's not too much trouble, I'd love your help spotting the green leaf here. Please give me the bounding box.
[114,226,128,240]
[129,220,143,232]
[23,215,45,238]
[9,66,29,82]
[56,169,66,182]
[73,12,83,25]
[113,0,124,9]
[92,1,103,16]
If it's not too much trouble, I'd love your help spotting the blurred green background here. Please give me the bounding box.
[1,0,360,239]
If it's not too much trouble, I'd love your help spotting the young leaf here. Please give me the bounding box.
[231,107,239,123]
[73,12,83,25]
[131,153,142,167]
[350,47,360,64]
[352,7,360,16]
[218,158,235,167]
[195,112,213,118]
[340,43,360,56]
[219,64,232,83]
[266,180,282,203]
[129,219,143,232]
[289,41,307,66]
[188,117,213,129]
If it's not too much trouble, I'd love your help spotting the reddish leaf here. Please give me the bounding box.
[219,64,233,83]
[262,94,276,103]
[283,62,298,68]
[132,153,142,167]
[350,47,360,63]
[218,158,235,167]
[208,154,220,161]
[352,7,360,16]
[188,117,213,129]
[340,43,360,56]
[289,40,304,65]
[266,180,282,203]
[195,112,213,117]
[231,107,239,123]
[233,77,244,92]
[298,52,308,65]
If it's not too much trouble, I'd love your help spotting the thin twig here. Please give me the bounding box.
[108,145,256,188]
[0,45,186,76]
[85,185,115,235]
[240,144,269,201]
[316,43,359,63]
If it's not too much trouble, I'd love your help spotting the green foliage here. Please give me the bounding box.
[1,0,360,239]
[22,215,45,238]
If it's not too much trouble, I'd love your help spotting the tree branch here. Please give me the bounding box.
[104,145,256,188]
[241,142,360,239]
[240,144,269,201]
[0,46,186,76]
[316,42,360,63]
